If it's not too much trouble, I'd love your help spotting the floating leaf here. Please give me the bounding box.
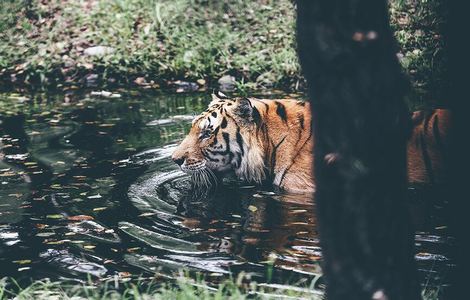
[138,212,157,217]
[13,260,31,264]
[67,215,94,221]
[93,207,107,211]
[46,214,64,219]
[36,232,56,237]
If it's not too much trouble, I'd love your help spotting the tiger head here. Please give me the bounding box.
[172,93,265,185]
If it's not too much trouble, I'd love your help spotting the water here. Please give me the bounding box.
[0,90,452,294]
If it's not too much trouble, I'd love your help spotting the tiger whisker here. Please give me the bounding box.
[206,168,219,188]
[202,170,211,188]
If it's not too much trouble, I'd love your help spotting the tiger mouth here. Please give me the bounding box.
[181,160,207,174]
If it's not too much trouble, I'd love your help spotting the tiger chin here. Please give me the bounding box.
[172,93,315,193]
[172,93,451,194]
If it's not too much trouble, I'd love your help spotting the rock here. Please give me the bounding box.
[83,46,115,56]
[84,73,99,87]
[134,77,148,86]
[396,52,404,62]
[170,80,199,92]
[90,90,122,98]
[218,75,236,92]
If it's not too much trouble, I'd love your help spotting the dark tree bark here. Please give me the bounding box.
[296,1,420,299]
[444,2,470,299]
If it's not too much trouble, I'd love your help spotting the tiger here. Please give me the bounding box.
[171,93,451,193]
[407,109,451,184]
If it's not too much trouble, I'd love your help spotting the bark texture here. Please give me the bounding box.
[296,1,421,299]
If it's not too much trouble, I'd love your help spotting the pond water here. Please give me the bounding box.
[0,90,453,294]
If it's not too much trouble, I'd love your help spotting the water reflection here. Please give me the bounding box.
[0,91,453,295]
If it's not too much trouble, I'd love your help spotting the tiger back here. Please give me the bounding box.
[407,109,451,184]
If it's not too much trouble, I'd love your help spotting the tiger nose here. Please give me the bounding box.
[172,156,185,166]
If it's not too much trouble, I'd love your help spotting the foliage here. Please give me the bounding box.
[0,274,322,300]
[389,0,448,105]
[0,0,298,91]
[0,0,446,97]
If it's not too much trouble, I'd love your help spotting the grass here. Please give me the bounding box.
[389,0,448,105]
[0,0,298,91]
[0,275,446,300]
[0,274,323,300]
[0,0,446,98]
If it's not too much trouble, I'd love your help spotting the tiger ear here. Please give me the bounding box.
[235,98,253,118]
[211,93,221,102]
[210,91,228,104]
[234,98,261,125]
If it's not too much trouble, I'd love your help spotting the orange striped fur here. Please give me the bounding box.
[172,94,450,192]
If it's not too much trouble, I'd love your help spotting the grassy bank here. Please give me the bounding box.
[0,0,298,91]
[0,276,443,300]
[0,275,323,300]
[0,0,446,97]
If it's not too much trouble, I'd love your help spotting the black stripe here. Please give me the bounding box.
[298,114,305,129]
[423,111,434,135]
[209,126,220,146]
[236,127,245,157]
[264,102,269,112]
[420,132,435,183]
[234,152,242,168]
[202,149,220,161]
[252,106,262,125]
[432,115,443,152]
[223,132,235,162]
[221,117,228,128]
[207,132,231,156]
[211,112,217,118]
[279,134,312,186]
[297,101,306,106]
[270,136,287,175]
[275,101,288,123]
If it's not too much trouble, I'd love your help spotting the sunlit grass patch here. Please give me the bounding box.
[0,0,299,91]
[0,0,446,98]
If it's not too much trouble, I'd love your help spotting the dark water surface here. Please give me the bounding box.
[0,91,452,294]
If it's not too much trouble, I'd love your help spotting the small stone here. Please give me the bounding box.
[84,46,115,56]
[171,80,198,92]
[218,75,236,92]
[134,77,147,86]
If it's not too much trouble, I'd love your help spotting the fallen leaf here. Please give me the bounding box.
[248,205,258,212]
[46,214,64,219]
[67,215,94,221]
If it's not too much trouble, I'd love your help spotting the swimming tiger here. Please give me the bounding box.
[407,109,451,184]
[172,93,451,193]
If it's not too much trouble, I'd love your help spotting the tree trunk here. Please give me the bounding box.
[444,2,470,299]
[296,1,421,299]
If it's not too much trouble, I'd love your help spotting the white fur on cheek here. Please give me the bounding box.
[208,116,217,126]
[234,131,266,183]
[198,119,209,129]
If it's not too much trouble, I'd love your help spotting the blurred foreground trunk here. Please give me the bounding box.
[296,1,420,299]
[445,2,470,300]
